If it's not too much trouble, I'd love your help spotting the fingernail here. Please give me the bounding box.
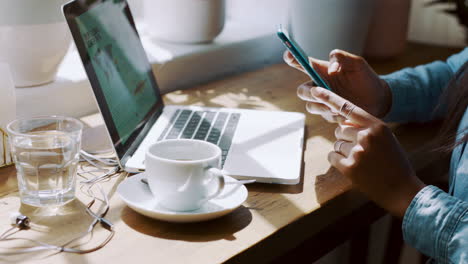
[311,87,321,97]
[329,61,340,73]
[297,85,313,100]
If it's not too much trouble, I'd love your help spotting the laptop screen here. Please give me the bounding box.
[64,0,164,160]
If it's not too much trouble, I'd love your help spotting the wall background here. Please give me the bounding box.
[408,0,466,47]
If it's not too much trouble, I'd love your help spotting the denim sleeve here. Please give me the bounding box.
[381,48,468,123]
[403,185,468,263]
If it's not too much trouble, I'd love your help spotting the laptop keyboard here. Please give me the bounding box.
[157,110,241,166]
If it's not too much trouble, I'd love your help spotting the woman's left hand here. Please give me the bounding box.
[307,86,426,218]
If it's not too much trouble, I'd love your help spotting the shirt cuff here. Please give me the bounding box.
[381,75,412,123]
[402,185,467,261]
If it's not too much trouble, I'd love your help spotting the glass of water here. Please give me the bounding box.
[7,116,83,207]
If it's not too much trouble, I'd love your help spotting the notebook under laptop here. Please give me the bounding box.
[63,0,305,184]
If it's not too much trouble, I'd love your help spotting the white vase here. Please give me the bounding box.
[128,0,145,21]
[145,0,225,43]
[289,0,375,60]
[407,0,466,47]
[0,0,71,87]
[364,0,412,59]
[0,63,15,166]
[0,63,16,129]
[227,0,287,29]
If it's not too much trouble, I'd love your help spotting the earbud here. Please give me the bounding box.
[9,212,30,229]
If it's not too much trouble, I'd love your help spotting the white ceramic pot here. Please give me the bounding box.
[128,0,145,21]
[289,0,375,60]
[227,0,287,29]
[145,0,225,43]
[0,63,15,166]
[408,0,465,47]
[364,0,412,59]
[0,0,71,87]
[0,63,16,129]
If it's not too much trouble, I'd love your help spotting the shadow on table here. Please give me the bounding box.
[0,166,18,197]
[314,167,352,205]
[245,180,303,194]
[121,205,252,242]
[0,199,96,264]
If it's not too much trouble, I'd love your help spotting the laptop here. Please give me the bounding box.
[63,0,305,184]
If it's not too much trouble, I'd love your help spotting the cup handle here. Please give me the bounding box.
[201,168,226,202]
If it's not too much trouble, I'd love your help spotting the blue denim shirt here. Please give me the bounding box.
[382,48,468,264]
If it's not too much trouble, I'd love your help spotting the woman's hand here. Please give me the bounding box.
[284,49,392,120]
[310,87,426,218]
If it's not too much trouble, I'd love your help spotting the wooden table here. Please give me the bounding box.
[0,43,461,264]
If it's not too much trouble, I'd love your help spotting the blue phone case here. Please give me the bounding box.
[277,26,332,91]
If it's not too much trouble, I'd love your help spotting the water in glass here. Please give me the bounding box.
[14,130,79,206]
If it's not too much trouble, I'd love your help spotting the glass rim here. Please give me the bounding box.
[6,115,84,138]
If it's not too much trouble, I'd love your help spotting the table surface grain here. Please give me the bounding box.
[0,42,461,264]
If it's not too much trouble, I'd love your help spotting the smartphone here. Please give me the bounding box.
[277,25,332,91]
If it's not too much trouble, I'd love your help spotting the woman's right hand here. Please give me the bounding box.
[284,49,392,122]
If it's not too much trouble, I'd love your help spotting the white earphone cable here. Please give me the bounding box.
[0,151,122,255]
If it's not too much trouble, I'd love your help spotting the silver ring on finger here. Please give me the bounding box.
[333,140,346,155]
[339,101,356,120]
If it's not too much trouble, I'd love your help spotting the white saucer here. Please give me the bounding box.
[117,173,248,223]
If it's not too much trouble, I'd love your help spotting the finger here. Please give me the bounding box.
[284,51,332,84]
[323,114,346,124]
[308,57,330,80]
[305,102,343,123]
[283,51,306,73]
[342,119,362,127]
[335,124,362,142]
[283,50,295,65]
[305,102,342,117]
[310,87,378,126]
[327,151,348,172]
[333,140,354,157]
[297,81,320,102]
[328,49,367,75]
[305,102,333,115]
[331,114,346,124]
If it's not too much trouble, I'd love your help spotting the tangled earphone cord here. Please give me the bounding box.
[0,151,122,255]
[0,193,115,255]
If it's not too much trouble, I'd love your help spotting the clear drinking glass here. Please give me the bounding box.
[7,116,83,207]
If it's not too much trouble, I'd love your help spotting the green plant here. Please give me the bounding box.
[426,0,468,27]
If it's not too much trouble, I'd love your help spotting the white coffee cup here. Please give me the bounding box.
[145,139,226,211]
